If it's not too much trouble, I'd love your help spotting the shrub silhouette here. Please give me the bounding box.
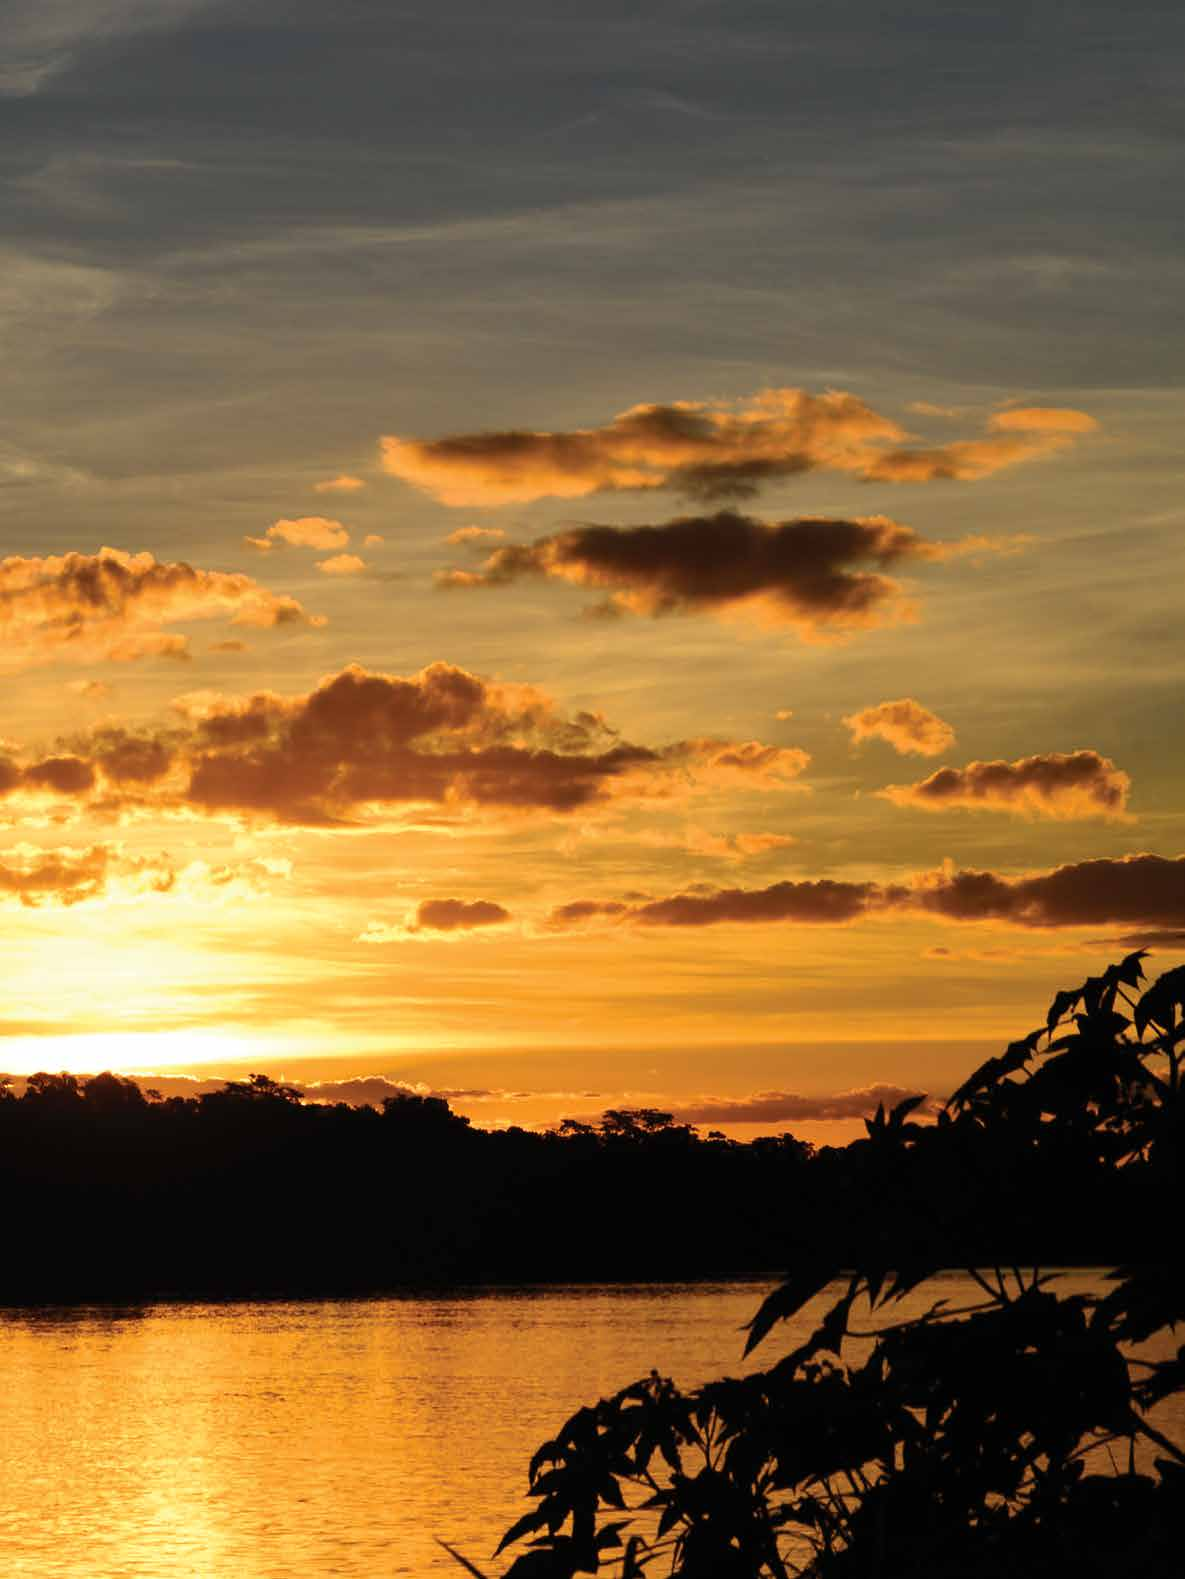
[476,952,1185,1578]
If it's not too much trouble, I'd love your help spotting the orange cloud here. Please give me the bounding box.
[0,843,286,908]
[437,510,983,639]
[316,553,367,576]
[843,698,955,757]
[313,475,366,494]
[446,526,508,545]
[381,388,1097,505]
[164,663,806,829]
[244,517,350,552]
[0,547,323,671]
[880,750,1131,820]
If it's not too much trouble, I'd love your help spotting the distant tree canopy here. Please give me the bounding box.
[0,1067,814,1301]
[480,953,1185,1579]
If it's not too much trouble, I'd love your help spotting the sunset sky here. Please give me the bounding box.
[3,1,1182,1140]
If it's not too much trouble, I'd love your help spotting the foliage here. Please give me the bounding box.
[475,953,1185,1578]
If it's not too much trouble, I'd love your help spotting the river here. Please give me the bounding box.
[1,1274,1178,1576]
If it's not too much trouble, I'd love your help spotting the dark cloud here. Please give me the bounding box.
[548,855,1185,933]
[881,750,1131,820]
[412,898,512,932]
[912,855,1185,928]
[385,389,1096,505]
[842,698,955,757]
[672,1084,937,1126]
[166,663,805,828]
[438,509,990,638]
[20,754,96,795]
[548,879,878,929]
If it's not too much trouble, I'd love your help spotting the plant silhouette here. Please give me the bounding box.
[471,952,1185,1578]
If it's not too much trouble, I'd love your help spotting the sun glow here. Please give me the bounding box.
[0,1028,264,1078]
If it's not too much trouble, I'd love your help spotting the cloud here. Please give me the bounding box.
[316,553,367,576]
[842,698,955,757]
[244,517,350,552]
[155,662,800,829]
[447,525,508,545]
[209,639,250,653]
[989,407,1100,434]
[545,854,1185,932]
[0,843,112,905]
[67,679,111,700]
[682,827,796,860]
[358,899,513,941]
[548,879,878,929]
[381,388,1097,506]
[437,509,997,639]
[908,855,1185,928]
[0,547,323,671]
[861,405,1098,482]
[0,842,282,909]
[362,534,385,548]
[880,750,1131,820]
[671,1084,936,1126]
[313,475,366,494]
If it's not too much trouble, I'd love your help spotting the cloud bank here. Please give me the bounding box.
[9,663,804,830]
[545,854,1185,932]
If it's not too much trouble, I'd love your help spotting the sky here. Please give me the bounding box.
[2,0,1183,1140]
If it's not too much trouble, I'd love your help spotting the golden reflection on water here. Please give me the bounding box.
[1,1277,1179,1577]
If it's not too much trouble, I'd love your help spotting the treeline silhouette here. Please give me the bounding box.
[1,980,1177,1301]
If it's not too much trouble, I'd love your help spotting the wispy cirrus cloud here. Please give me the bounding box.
[382,388,1097,506]
[313,475,365,494]
[437,510,1014,640]
[879,750,1131,820]
[842,698,955,757]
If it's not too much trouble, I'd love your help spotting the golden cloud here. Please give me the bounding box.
[880,750,1131,820]
[316,553,367,576]
[313,475,366,494]
[842,698,956,757]
[244,517,350,552]
[381,388,1098,506]
[0,547,323,671]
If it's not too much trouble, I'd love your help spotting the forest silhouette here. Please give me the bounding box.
[0,961,1180,1305]
[451,951,1185,1578]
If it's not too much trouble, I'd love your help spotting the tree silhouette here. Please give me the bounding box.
[478,953,1185,1578]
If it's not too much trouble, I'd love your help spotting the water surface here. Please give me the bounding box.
[1,1275,1177,1577]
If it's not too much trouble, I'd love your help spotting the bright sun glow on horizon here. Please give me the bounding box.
[0,1028,271,1078]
